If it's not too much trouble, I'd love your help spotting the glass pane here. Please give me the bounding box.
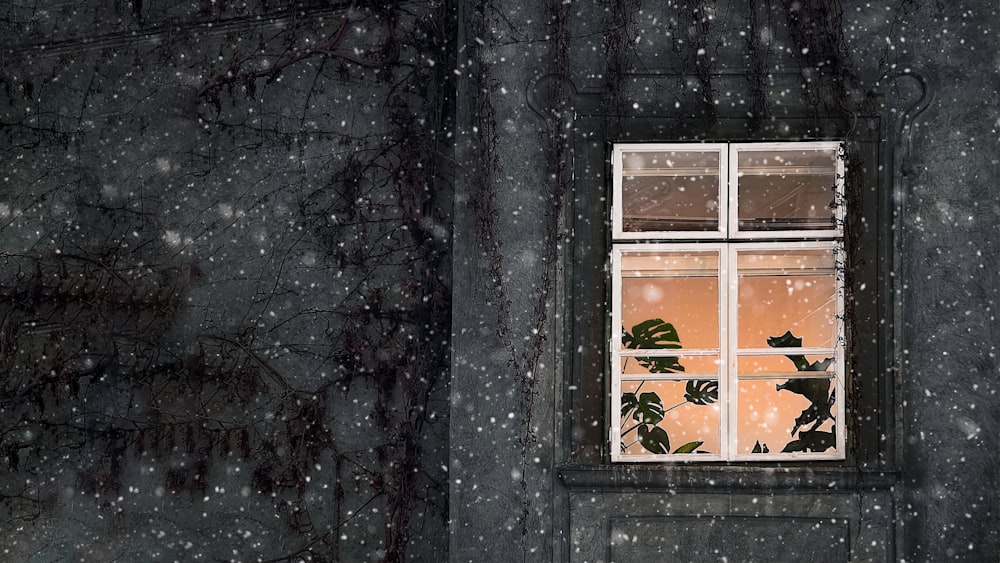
[737,354,835,378]
[620,251,720,350]
[737,249,837,349]
[620,380,721,456]
[621,355,721,376]
[736,147,838,231]
[621,149,721,232]
[737,379,837,455]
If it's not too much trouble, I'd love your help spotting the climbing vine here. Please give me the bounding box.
[0,2,451,562]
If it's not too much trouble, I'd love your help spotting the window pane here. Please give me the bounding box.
[620,251,720,349]
[736,378,837,455]
[621,149,721,232]
[736,147,838,231]
[736,249,837,349]
[620,380,721,456]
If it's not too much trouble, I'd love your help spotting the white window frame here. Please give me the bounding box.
[610,141,846,462]
[612,143,729,240]
[727,142,845,240]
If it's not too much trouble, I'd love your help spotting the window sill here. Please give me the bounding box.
[558,463,898,492]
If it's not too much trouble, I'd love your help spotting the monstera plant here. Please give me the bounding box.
[620,321,836,456]
[620,318,717,454]
[766,330,836,453]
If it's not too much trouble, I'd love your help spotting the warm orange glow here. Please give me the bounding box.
[618,247,839,457]
[737,380,836,454]
[621,276,719,350]
[738,273,836,348]
[620,380,721,455]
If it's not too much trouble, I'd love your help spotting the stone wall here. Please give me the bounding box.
[450,0,998,561]
[1,2,452,561]
[2,0,997,561]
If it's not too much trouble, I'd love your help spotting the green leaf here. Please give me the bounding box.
[636,355,685,373]
[805,357,834,371]
[621,392,638,419]
[637,425,670,454]
[673,440,703,454]
[769,330,836,435]
[752,440,770,454]
[775,378,831,405]
[684,380,719,405]
[780,439,807,453]
[767,330,832,372]
[790,393,835,435]
[632,392,665,425]
[766,330,802,349]
[623,319,685,373]
[624,318,682,349]
[780,429,835,453]
[777,381,835,434]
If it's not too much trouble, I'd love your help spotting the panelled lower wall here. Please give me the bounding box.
[564,481,892,562]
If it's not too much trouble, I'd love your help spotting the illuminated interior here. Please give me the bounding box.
[618,247,838,457]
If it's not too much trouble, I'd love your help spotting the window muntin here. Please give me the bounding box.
[610,142,845,462]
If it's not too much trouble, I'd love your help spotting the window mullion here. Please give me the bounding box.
[724,243,738,461]
[835,241,847,456]
[726,146,737,239]
[609,246,622,461]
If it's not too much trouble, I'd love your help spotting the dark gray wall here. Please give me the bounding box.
[1,2,452,561]
[450,0,998,562]
[2,0,997,562]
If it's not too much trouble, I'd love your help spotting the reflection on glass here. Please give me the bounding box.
[620,251,720,350]
[737,379,836,455]
[737,250,837,349]
[736,148,838,231]
[620,380,720,456]
[621,150,721,231]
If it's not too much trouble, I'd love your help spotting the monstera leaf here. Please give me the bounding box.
[637,425,670,454]
[787,389,835,435]
[776,378,831,406]
[766,331,833,372]
[623,318,685,373]
[684,380,719,405]
[621,392,639,419]
[769,330,836,435]
[629,392,665,425]
[673,440,703,454]
[781,428,835,453]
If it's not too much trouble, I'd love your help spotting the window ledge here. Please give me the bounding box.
[558,463,898,492]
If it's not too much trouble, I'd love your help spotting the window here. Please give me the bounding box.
[610,142,846,462]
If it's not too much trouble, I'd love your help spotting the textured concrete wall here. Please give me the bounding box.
[2,0,997,561]
[450,0,998,561]
[887,2,1000,559]
[449,0,563,560]
[1,2,452,561]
